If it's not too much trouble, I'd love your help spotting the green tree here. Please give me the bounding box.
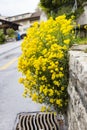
[0,29,5,44]
[6,28,15,38]
[39,0,87,18]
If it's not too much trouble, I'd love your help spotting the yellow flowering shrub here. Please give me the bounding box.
[18,15,75,113]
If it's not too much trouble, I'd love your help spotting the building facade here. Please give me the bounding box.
[6,11,47,36]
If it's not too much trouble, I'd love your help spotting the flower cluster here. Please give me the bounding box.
[84,25,87,30]
[18,15,75,112]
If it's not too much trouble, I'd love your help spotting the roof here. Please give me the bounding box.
[6,12,31,19]
[0,18,20,30]
[6,11,41,22]
[28,11,41,21]
[6,12,41,19]
[30,11,41,18]
[0,18,20,26]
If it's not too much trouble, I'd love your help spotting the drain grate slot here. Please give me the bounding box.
[14,112,60,130]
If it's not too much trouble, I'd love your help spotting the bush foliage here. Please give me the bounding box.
[6,28,15,38]
[18,15,75,113]
[0,29,5,44]
[39,0,86,19]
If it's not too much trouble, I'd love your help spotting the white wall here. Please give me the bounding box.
[77,2,87,25]
[40,12,47,21]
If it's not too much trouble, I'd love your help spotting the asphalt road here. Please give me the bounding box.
[0,41,42,130]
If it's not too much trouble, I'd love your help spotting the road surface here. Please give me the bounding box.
[0,41,42,130]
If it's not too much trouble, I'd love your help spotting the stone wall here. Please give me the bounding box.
[68,45,87,130]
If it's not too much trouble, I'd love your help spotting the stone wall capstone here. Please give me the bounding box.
[68,45,87,130]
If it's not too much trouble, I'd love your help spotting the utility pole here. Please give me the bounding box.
[72,0,77,12]
[75,0,77,10]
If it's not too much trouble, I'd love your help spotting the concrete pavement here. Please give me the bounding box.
[0,40,22,55]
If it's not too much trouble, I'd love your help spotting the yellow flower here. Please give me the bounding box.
[50,69,54,73]
[61,86,64,91]
[49,89,54,96]
[62,45,67,50]
[41,106,46,112]
[43,88,48,96]
[71,15,75,20]
[72,30,74,34]
[53,81,60,86]
[59,72,64,78]
[22,93,27,98]
[50,98,54,103]
[41,76,46,81]
[60,67,63,71]
[32,93,38,101]
[56,99,62,106]
[84,25,87,30]
[78,24,80,28]
[22,89,28,98]
[64,39,70,44]
[42,66,46,71]
[51,73,56,80]
[39,98,43,103]
[18,78,24,83]
[54,112,57,116]
[40,85,44,93]
[55,68,58,71]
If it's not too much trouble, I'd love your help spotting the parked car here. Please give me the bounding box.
[20,33,26,39]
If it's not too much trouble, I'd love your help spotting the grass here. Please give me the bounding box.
[84,48,87,53]
[77,37,87,45]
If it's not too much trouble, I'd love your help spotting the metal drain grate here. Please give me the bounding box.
[13,112,60,130]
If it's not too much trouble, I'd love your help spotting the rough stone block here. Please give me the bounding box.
[68,45,87,130]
